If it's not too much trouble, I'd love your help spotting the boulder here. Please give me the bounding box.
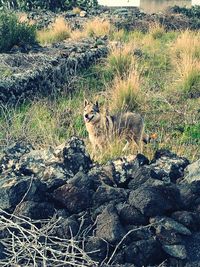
[13,201,54,220]
[162,244,187,259]
[96,205,126,244]
[124,225,153,242]
[85,237,108,263]
[171,211,200,231]
[178,181,200,210]
[124,239,165,266]
[0,176,46,211]
[150,216,191,236]
[93,185,128,207]
[128,166,152,190]
[181,159,200,183]
[0,142,33,173]
[63,137,92,175]
[108,154,149,187]
[117,203,148,226]
[150,149,190,183]
[53,183,91,213]
[50,217,79,239]
[128,184,181,217]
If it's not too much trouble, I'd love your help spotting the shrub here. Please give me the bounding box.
[37,17,71,45]
[0,0,98,11]
[0,12,36,52]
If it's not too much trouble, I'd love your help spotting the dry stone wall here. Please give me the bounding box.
[0,38,108,104]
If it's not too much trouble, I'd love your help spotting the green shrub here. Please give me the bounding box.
[0,0,98,11]
[0,12,36,52]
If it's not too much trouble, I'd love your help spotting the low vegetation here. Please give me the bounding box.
[37,17,71,45]
[0,16,199,162]
[0,0,98,11]
[0,12,36,52]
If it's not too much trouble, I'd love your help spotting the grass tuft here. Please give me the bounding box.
[37,17,71,45]
[109,70,142,113]
[107,43,135,78]
[149,23,166,39]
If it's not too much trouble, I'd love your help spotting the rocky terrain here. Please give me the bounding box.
[26,6,200,31]
[0,137,200,266]
[0,38,107,104]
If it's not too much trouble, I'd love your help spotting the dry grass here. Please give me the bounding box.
[171,31,200,98]
[72,7,81,15]
[172,30,200,59]
[84,18,112,37]
[109,69,142,113]
[17,12,36,25]
[70,18,112,41]
[37,17,71,45]
[107,42,136,78]
[89,136,139,163]
[149,22,166,39]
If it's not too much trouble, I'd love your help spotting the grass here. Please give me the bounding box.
[0,27,199,163]
[107,43,135,78]
[36,17,112,44]
[109,70,142,113]
[37,17,71,45]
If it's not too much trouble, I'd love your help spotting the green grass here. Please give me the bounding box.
[179,69,200,98]
[0,28,199,162]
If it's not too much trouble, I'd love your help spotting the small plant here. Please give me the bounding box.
[37,17,71,45]
[109,70,142,113]
[149,23,165,39]
[110,29,130,43]
[84,18,112,37]
[0,12,36,52]
[181,123,200,143]
[107,43,135,78]
[179,68,200,98]
[172,30,200,59]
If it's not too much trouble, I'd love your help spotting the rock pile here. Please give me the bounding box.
[0,137,200,266]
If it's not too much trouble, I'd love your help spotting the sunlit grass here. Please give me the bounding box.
[37,17,71,45]
[109,69,143,113]
[0,28,199,162]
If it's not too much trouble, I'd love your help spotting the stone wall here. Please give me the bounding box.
[0,38,108,104]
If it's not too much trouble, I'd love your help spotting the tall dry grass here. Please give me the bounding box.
[149,22,166,39]
[171,30,200,97]
[37,17,71,45]
[71,18,112,40]
[109,69,142,113]
[107,42,136,78]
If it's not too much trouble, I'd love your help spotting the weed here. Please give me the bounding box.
[37,17,71,45]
